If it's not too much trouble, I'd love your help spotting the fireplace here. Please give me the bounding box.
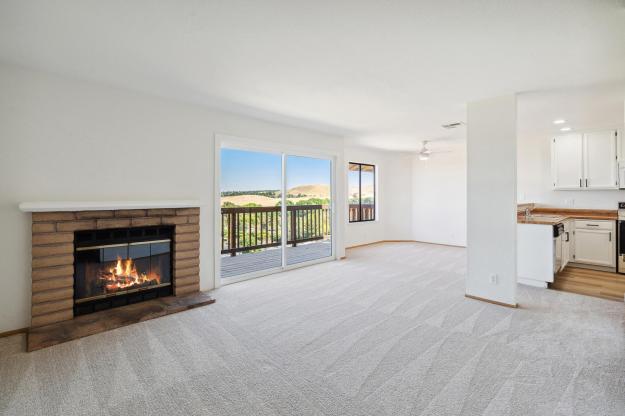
[21,205,207,350]
[73,226,175,315]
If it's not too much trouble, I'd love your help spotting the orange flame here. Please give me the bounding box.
[99,256,160,293]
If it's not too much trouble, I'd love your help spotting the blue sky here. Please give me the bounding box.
[221,148,331,192]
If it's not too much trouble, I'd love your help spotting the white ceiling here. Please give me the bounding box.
[517,82,625,136]
[0,0,624,151]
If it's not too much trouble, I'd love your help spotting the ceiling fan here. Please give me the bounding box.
[417,140,451,160]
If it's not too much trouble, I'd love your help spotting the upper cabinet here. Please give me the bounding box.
[551,130,618,190]
[583,131,617,189]
[552,134,583,189]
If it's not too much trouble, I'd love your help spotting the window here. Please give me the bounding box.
[348,162,375,222]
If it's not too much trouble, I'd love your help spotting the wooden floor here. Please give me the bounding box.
[552,266,625,302]
[220,240,332,278]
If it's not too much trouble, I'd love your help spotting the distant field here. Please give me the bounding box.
[221,195,280,206]
[221,184,330,207]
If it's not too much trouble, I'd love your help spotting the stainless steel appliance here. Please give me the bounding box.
[618,202,625,274]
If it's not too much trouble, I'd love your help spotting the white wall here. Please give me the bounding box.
[518,127,625,209]
[411,140,467,247]
[0,64,345,333]
[466,95,517,306]
[343,147,413,248]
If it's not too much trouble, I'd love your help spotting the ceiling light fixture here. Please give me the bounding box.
[553,119,566,125]
[560,126,571,132]
[418,140,431,161]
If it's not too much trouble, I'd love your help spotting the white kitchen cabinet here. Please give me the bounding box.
[551,130,617,190]
[552,134,583,189]
[560,220,572,271]
[517,223,556,288]
[573,220,615,267]
[583,131,618,189]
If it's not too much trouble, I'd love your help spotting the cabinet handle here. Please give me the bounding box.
[609,232,612,242]
[586,179,588,187]
[565,231,569,242]
[579,178,582,187]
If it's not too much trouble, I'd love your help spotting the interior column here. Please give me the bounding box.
[466,94,518,307]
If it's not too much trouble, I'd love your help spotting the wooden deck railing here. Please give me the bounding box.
[221,205,331,256]
[348,204,375,221]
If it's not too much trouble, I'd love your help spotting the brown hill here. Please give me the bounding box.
[287,184,330,198]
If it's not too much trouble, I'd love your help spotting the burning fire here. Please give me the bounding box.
[99,257,160,293]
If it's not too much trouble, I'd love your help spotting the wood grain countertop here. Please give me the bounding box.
[517,215,569,225]
[531,207,617,221]
[517,206,617,225]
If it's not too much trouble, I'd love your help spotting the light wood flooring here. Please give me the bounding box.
[552,266,625,302]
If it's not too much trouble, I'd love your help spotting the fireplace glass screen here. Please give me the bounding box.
[74,226,173,315]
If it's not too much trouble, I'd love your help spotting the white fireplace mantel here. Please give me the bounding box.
[19,200,201,212]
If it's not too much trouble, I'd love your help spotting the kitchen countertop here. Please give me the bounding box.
[517,215,568,225]
[517,206,617,225]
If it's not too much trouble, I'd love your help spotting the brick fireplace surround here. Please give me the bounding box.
[18,203,211,350]
[30,207,201,327]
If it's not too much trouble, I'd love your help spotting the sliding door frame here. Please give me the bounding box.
[213,133,339,288]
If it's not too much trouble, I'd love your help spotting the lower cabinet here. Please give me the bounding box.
[560,220,572,271]
[573,220,615,267]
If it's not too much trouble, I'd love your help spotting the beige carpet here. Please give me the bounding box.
[1,242,624,415]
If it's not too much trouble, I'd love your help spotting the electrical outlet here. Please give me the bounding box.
[489,274,498,284]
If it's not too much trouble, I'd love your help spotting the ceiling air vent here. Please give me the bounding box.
[441,122,465,129]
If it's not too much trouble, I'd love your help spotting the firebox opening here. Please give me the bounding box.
[73,226,174,316]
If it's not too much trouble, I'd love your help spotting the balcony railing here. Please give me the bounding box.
[348,204,375,222]
[221,205,331,256]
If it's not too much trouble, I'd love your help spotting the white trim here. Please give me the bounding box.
[330,157,337,259]
[213,135,223,289]
[19,200,200,212]
[281,153,288,268]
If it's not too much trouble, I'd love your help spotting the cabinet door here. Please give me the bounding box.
[561,222,571,270]
[584,131,617,189]
[574,229,614,266]
[555,235,562,272]
[552,134,583,189]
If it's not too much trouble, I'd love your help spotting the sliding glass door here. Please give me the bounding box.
[220,148,283,278]
[286,155,332,265]
[219,147,334,280]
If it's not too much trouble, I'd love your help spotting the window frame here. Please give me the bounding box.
[348,162,376,223]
